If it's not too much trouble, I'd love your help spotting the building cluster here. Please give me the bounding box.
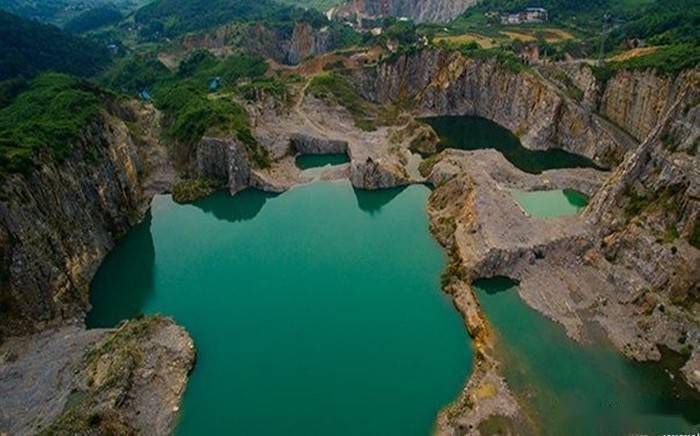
[494,7,548,25]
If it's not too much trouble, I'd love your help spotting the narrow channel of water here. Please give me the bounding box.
[473,277,700,436]
[295,153,349,170]
[511,189,588,218]
[423,116,601,174]
[87,181,472,436]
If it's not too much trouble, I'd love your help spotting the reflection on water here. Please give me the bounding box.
[192,189,278,223]
[86,211,155,327]
[424,116,603,174]
[474,277,700,436]
[353,186,407,215]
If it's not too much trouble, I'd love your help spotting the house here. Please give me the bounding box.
[524,7,548,23]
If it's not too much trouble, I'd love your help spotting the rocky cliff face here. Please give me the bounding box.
[179,21,340,66]
[195,137,252,194]
[242,22,339,65]
[349,49,638,167]
[0,106,169,336]
[598,69,694,143]
[333,0,477,23]
[559,62,697,144]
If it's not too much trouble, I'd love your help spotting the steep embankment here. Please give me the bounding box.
[0,102,169,335]
[584,70,700,387]
[0,82,193,435]
[349,49,638,167]
[559,62,698,145]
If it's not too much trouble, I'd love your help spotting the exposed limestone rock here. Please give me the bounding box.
[331,0,477,23]
[0,105,173,336]
[195,137,252,195]
[0,316,194,436]
[599,69,686,142]
[349,156,411,189]
[175,21,341,66]
[349,49,638,167]
[583,72,700,366]
[241,22,339,66]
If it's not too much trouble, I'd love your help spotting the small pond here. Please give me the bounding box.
[423,116,601,174]
[511,189,588,218]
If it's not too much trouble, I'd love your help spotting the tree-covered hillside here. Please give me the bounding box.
[0,73,111,173]
[0,0,148,25]
[64,5,123,33]
[0,10,111,80]
[134,0,327,38]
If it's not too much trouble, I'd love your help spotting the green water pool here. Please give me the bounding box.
[423,116,602,174]
[295,153,349,170]
[87,181,472,436]
[473,277,700,436]
[511,189,589,218]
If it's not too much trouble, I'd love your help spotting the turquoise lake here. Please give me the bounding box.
[87,181,472,436]
[474,277,700,436]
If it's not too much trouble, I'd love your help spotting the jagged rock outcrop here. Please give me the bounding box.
[598,69,695,142]
[349,156,411,189]
[0,106,171,336]
[583,71,700,386]
[0,316,195,435]
[556,63,698,144]
[241,22,339,65]
[195,137,252,194]
[178,21,340,66]
[349,49,638,167]
[331,0,477,23]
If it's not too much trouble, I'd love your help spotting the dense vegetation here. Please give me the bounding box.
[608,0,700,46]
[0,10,111,80]
[0,0,148,25]
[100,49,272,166]
[134,0,327,38]
[0,73,109,173]
[607,44,700,75]
[99,55,171,93]
[64,5,122,33]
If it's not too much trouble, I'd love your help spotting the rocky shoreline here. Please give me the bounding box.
[0,49,697,435]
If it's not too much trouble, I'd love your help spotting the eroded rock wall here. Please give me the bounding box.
[0,111,162,336]
[195,137,252,194]
[349,49,638,167]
